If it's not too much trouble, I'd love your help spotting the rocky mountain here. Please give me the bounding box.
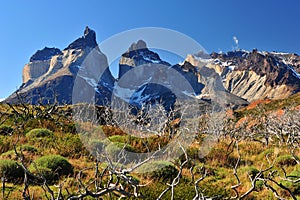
[7,26,115,105]
[5,26,300,112]
[208,50,300,101]
[116,41,248,111]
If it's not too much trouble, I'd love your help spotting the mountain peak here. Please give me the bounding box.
[64,26,97,50]
[129,40,147,51]
[84,26,92,37]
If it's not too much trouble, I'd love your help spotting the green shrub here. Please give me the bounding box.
[26,128,53,138]
[30,167,54,183]
[105,142,135,154]
[26,128,55,149]
[276,155,298,166]
[31,155,73,181]
[105,142,136,163]
[56,133,84,158]
[109,135,126,143]
[139,182,195,199]
[0,125,13,136]
[280,170,300,194]
[247,167,260,179]
[0,160,23,182]
[255,180,264,191]
[136,161,178,182]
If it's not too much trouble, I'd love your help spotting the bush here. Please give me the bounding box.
[31,155,73,182]
[26,128,53,138]
[136,161,178,182]
[108,135,126,143]
[26,128,55,149]
[280,170,300,194]
[247,167,260,179]
[105,142,136,162]
[105,142,135,154]
[276,155,298,166]
[0,125,13,136]
[56,133,84,158]
[0,160,23,182]
[30,167,54,183]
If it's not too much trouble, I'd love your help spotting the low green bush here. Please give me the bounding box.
[26,128,55,149]
[0,160,23,182]
[280,170,300,194]
[105,142,135,154]
[105,142,136,163]
[108,135,126,143]
[136,161,178,182]
[26,128,53,138]
[56,133,84,158]
[30,167,54,183]
[30,155,73,182]
[276,155,298,166]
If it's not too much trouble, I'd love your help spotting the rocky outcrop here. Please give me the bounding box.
[30,47,62,62]
[64,26,97,50]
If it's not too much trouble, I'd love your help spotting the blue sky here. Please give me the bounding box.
[0,0,299,99]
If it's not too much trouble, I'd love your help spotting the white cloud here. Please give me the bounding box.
[0,98,4,102]
[233,36,239,49]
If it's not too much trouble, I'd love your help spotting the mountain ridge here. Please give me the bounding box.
[4,27,300,111]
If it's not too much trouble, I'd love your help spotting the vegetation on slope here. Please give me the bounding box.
[0,94,299,199]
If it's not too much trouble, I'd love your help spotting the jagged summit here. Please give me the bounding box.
[30,47,62,62]
[64,26,97,50]
[118,40,171,79]
[128,40,147,51]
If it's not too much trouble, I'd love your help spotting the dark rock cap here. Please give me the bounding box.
[64,26,97,50]
[129,40,147,51]
[30,47,62,62]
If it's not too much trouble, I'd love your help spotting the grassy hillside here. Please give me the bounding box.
[0,94,299,199]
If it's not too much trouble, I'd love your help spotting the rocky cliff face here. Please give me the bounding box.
[217,50,300,101]
[22,47,62,83]
[185,50,300,102]
[7,27,115,105]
